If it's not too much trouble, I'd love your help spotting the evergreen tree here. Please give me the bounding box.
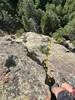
[0,0,75,46]
[18,0,43,32]
[41,7,60,34]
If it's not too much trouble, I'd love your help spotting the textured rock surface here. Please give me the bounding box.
[25,32,50,64]
[17,32,75,86]
[47,39,75,86]
[0,36,51,100]
[0,32,75,100]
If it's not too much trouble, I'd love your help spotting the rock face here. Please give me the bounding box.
[22,32,75,86]
[47,39,75,86]
[0,35,51,100]
[0,32,75,100]
[25,32,51,65]
[16,32,75,86]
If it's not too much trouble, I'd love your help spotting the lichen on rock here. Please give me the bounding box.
[0,35,51,100]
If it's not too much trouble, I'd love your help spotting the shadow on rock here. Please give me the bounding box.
[5,55,18,68]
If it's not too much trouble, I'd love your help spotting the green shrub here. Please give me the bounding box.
[53,19,75,43]
[18,0,43,32]
[0,0,75,46]
[53,28,65,43]
[41,9,60,34]
[71,40,75,46]
[39,45,50,56]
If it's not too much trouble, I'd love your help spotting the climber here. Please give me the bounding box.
[51,82,75,100]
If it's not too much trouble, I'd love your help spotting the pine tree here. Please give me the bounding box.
[18,0,43,32]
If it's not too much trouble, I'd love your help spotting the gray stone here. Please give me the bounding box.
[25,32,51,65]
[0,36,51,100]
[46,39,75,86]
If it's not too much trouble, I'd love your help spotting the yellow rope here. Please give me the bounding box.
[42,39,55,87]
[43,38,51,73]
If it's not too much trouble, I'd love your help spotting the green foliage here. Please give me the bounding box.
[34,0,51,10]
[0,0,75,46]
[69,12,75,20]
[53,28,65,43]
[52,0,66,6]
[41,9,60,34]
[55,5,63,15]
[18,0,43,32]
[71,40,75,46]
[53,19,75,44]
[34,0,40,8]
[16,28,24,38]
[0,0,23,34]
[39,45,50,56]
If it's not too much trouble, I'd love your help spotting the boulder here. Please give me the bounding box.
[0,32,75,100]
[14,32,75,87]
[46,39,75,86]
[0,36,51,100]
[25,32,51,65]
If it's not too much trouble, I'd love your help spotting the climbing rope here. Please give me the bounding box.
[42,39,55,88]
[42,38,51,74]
